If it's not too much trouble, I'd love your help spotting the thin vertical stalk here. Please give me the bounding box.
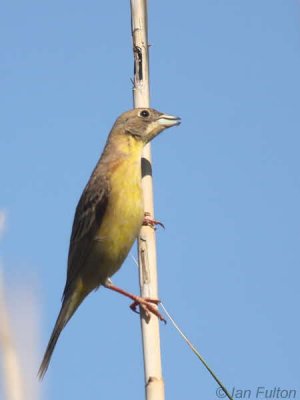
[130,1,164,399]
[0,271,25,400]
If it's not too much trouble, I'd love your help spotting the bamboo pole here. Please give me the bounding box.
[130,1,165,399]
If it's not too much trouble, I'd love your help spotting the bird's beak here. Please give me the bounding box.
[157,114,181,128]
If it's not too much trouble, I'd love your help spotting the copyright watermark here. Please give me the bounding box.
[216,387,297,399]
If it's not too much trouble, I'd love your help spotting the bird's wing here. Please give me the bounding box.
[63,174,109,297]
[70,186,108,244]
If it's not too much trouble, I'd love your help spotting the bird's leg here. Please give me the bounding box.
[143,211,165,229]
[104,281,166,323]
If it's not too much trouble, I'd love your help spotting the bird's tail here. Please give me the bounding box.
[38,283,86,379]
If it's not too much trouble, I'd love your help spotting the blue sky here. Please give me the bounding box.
[1,1,300,399]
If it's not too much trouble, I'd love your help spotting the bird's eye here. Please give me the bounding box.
[140,110,150,118]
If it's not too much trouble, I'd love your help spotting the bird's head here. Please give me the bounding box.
[113,108,181,144]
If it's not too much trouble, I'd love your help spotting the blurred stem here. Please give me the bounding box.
[0,270,25,400]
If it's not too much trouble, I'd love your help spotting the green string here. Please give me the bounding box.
[160,302,234,400]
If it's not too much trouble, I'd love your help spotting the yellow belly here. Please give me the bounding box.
[86,155,144,285]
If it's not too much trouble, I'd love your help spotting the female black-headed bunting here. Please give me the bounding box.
[38,108,180,378]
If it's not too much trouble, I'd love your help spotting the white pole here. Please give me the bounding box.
[130,1,165,399]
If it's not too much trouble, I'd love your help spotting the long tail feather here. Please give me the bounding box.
[38,287,84,379]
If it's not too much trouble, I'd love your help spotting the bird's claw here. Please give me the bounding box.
[143,212,165,230]
[129,297,166,323]
[104,283,166,323]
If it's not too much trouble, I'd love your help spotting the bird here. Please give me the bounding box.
[38,107,180,379]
